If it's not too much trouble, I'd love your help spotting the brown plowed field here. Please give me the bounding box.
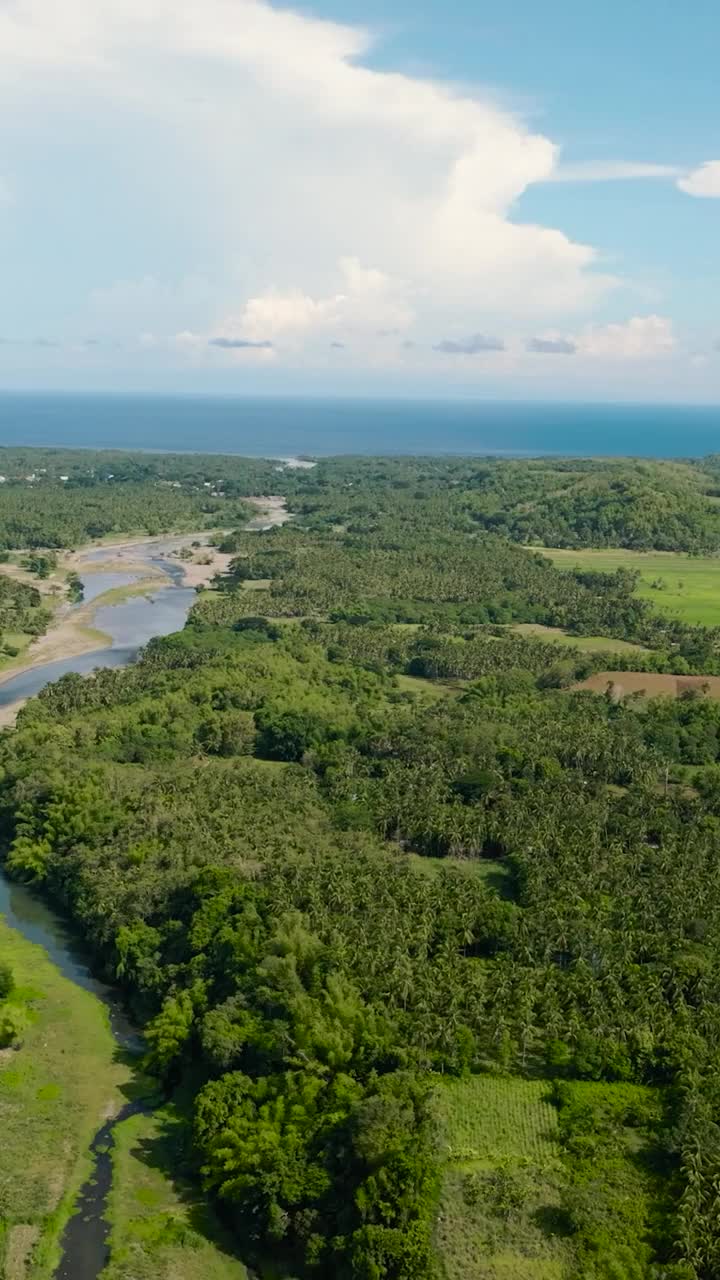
[574,671,720,699]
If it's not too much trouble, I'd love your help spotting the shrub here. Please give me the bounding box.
[0,962,14,1000]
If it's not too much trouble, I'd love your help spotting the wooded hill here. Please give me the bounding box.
[3,447,720,550]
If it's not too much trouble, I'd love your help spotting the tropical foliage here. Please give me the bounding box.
[5,448,720,1276]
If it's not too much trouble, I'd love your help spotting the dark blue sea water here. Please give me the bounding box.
[0,392,718,457]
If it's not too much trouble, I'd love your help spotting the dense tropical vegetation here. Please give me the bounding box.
[5,447,720,1276]
[0,574,52,658]
[3,446,720,551]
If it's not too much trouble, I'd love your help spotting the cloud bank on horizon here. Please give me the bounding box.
[0,0,718,397]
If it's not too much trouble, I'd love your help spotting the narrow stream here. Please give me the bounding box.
[53,1101,149,1280]
[0,872,147,1278]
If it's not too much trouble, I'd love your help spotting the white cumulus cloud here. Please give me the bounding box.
[0,0,618,361]
[677,161,720,198]
[550,162,681,183]
[577,315,675,360]
[220,259,415,348]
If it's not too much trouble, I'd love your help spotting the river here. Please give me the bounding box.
[0,555,195,710]
[0,505,288,1275]
[0,873,147,1279]
[0,547,208,1276]
[0,500,289,715]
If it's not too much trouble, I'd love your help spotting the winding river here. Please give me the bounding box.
[0,507,288,1276]
[0,542,195,1276]
[0,500,288,714]
[0,522,281,1280]
[0,552,196,711]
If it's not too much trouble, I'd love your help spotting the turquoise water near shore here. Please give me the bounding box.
[0,392,718,457]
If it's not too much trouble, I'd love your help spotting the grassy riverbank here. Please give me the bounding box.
[0,917,131,1279]
[105,1101,248,1280]
[0,913,249,1280]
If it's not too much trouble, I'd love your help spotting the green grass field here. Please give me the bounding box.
[407,853,515,898]
[510,623,651,656]
[0,630,35,671]
[433,1076,570,1280]
[0,917,133,1279]
[537,547,720,626]
[0,607,58,673]
[395,673,462,700]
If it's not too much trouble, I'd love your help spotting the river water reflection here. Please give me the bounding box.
[0,551,197,708]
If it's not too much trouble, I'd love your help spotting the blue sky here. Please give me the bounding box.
[1,0,719,400]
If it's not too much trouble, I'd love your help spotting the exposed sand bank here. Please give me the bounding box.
[0,495,290,720]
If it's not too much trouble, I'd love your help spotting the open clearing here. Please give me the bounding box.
[395,673,462,700]
[407,853,515,898]
[510,623,651,656]
[535,547,720,626]
[433,1076,569,1280]
[575,670,720,699]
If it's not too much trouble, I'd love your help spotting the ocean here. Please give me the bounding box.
[0,392,718,458]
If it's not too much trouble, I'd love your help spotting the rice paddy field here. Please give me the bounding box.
[433,1076,570,1280]
[536,547,720,626]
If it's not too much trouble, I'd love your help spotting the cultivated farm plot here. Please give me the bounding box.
[536,546,720,626]
[575,670,720,699]
[433,1076,570,1280]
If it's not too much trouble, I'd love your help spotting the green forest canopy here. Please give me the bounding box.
[3,446,720,549]
[5,447,720,1277]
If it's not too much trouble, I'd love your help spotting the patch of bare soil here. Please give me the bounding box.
[4,1224,39,1280]
[177,550,235,588]
[244,495,291,528]
[574,671,720,699]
